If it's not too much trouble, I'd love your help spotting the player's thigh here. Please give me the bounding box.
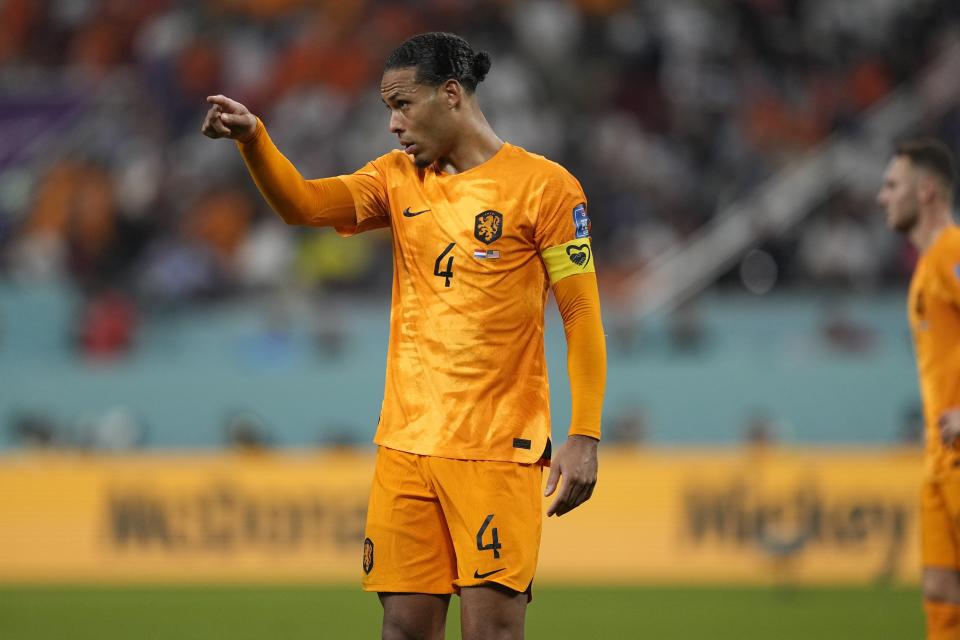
[922,478,960,602]
[428,457,543,594]
[363,447,458,594]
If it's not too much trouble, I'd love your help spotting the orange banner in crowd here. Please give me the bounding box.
[0,447,923,585]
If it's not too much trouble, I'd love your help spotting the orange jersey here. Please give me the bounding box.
[335,144,596,463]
[908,225,960,474]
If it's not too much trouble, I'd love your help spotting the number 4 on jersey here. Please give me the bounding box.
[434,242,455,287]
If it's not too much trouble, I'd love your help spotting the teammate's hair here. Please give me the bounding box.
[384,32,491,93]
[895,138,956,193]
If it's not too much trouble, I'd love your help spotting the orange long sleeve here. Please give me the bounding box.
[553,273,606,440]
[236,119,357,228]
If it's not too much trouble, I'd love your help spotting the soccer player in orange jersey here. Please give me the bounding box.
[201,33,606,639]
[878,138,960,640]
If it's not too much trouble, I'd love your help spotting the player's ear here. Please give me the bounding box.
[440,79,462,110]
[917,173,940,205]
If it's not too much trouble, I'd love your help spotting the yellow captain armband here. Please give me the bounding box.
[541,238,595,285]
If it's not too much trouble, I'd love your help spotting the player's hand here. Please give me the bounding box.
[201,95,257,142]
[544,434,598,517]
[939,409,960,446]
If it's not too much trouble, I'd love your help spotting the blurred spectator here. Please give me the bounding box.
[605,405,648,445]
[8,411,60,449]
[817,304,877,355]
[796,190,892,291]
[899,403,925,445]
[12,159,119,287]
[742,410,780,448]
[668,299,707,353]
[224,410,272,453]
[79,406,146,451]
[317,423,365,450]
[74,289,138,360]
[313,300,347,359]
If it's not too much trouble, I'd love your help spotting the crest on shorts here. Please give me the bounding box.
[474,210,503,245]
[363,537,374,574]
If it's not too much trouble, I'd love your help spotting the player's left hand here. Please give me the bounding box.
[545,434,598,517]
[939,409,960,446]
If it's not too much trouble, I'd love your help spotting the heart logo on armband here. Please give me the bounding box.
[566,244,591,268]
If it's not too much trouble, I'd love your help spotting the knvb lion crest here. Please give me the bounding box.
[363,537,374,574]
[474,210,503,245]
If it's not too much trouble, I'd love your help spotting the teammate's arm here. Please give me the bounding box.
[545,273,606,517]
[201,94,358,228]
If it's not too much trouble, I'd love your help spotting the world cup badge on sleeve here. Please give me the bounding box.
[573,203,590,239]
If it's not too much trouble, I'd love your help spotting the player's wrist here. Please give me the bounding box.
[566,432,600,444]
[237,117,263,145]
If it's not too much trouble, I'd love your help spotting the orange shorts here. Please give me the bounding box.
[921,472,960,569]
[361,446,543,595]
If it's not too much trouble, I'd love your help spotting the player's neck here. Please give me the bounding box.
[435,114,503,175]
[912,205,954,253]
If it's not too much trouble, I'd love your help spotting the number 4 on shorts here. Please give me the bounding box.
[476,513,502,559]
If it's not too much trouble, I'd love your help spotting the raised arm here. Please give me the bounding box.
[201,95,357,228]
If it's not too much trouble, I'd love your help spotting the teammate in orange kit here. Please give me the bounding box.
[878,138,960,640]
[202,32,606,639]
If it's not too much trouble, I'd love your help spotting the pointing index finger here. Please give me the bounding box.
[206,94,243,114]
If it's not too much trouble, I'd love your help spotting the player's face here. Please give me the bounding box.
[877,156,921,234]
[380,68,453,168]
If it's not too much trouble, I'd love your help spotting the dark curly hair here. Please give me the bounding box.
[895,138,956,191]
[384,32,491,93]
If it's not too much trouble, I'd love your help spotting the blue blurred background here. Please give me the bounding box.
[2,0,959,452]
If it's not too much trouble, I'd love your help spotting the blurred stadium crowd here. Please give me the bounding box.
[3,0,960,309]
[1,0,960,449]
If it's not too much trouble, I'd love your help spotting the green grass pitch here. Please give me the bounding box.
[0,584,922,639]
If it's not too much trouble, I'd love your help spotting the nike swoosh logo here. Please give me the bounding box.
[402,207,431,217]
[473,568,505,579]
